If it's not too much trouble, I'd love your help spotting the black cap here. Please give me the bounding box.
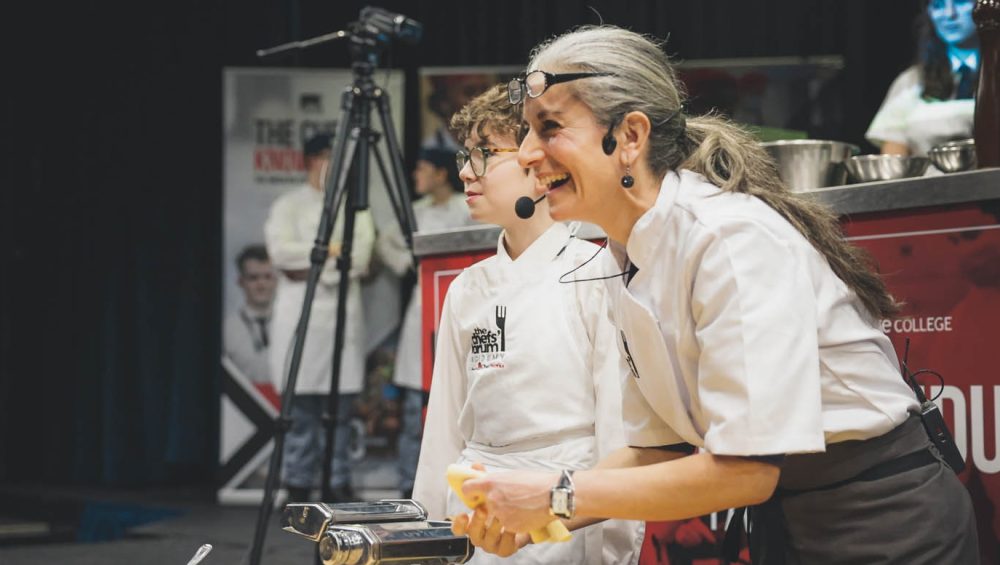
[417,147,455,170]
[303,133,333,158]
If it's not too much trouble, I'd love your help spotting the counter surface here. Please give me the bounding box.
[413,168,1000,256]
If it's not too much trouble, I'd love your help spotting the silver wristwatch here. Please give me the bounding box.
[549,469,575,520]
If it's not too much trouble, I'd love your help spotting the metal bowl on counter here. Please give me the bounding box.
[759,140,859,192]
[928,138,977,173]
[844,155,930,183]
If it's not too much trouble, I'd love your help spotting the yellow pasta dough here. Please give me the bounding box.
[445,464,572,543]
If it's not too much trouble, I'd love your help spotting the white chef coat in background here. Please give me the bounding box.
[865,66,975,157]
[611,169,918,455]
[223,305,272,384]
[376,193,474,390]
[414,223,644,565]
[265,184,376,395]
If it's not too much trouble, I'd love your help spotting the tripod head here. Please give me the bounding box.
[347,7,423,72]
[354,7,422,46]
[256,6,423,63]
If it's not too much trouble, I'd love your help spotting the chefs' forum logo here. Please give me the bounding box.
[469,305,506,370]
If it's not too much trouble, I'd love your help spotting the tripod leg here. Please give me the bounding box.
[374,90,418,251]
[319,102,371,503]
[371,145,411,239]
[246,87,361,565]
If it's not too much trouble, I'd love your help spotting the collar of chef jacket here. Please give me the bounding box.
[618,170,685,275]
[494,221,572,277]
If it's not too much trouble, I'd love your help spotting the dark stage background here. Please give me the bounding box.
[1,0,921,488]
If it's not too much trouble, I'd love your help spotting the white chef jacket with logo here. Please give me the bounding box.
[611,169,918,455]
[265,183,375,395]
[413,222,643,565]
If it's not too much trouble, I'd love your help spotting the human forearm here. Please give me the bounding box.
[574,452,779,522]
[563,446,684,531]
[880,141,910,156]
[595,445,686,469]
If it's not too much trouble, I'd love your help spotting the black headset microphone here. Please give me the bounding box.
[513,128,619,220]
[514,194,546,219]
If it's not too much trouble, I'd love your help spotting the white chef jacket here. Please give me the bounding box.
[413,223,643,565]
[223,305,272,384]
[865,66,975,157]
[377,193,474,390]
[611,169,918,456]
[264,184,375,395]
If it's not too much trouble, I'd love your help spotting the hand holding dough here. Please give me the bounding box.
[446,464,572,544]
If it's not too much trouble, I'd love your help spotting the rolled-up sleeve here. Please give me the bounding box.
[691,219,825,456]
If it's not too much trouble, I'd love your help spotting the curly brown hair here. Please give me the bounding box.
[449,83,524,145]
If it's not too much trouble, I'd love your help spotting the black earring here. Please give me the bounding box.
[621,165,634,188]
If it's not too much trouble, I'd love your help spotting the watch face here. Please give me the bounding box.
[550,487,572,518]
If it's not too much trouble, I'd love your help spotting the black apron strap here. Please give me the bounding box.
[723,501,787,565]
[747,498,787,565]
[722,506,745,563]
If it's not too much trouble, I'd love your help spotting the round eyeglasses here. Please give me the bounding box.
[455,146,519,178]
[507,70,614,104]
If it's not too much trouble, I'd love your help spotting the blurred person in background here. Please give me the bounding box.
[867,0,980,156]
[376,147,473,499]
[423,74,497,150]
[224,244,276,386]
[265,133,376,502]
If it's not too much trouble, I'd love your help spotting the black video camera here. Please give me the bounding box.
[354,6,423,45]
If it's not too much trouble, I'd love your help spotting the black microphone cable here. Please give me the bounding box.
[556,237,634,285]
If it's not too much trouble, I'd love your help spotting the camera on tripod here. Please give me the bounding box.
[248,7,425,565]
[352,7,423,46]
[255,6,423,59]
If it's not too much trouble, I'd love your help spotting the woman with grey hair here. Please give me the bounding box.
[454,26,978,563]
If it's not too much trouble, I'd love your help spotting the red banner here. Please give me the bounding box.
[845,203,1000,563]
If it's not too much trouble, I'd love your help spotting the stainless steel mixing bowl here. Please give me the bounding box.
[759,140,859,192]
[844,155,930,183]
[928,138,977,173]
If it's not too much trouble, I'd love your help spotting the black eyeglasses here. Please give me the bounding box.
[507,70,613,104]
[455,146,519,178]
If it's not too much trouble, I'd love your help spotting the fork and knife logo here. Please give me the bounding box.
[494,305,506,352]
